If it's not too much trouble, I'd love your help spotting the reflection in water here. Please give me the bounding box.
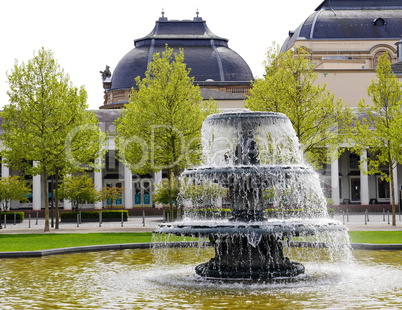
[0,248,401,309]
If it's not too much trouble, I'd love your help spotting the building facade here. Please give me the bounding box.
[2,13,254,210]
[281,0,402,208]
[4,1,402,211]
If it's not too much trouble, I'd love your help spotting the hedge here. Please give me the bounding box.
[164,208,232,221]
[61,210,129,222]
[265,208,335,218]
[184,208,232,219]
[0,211,24,223]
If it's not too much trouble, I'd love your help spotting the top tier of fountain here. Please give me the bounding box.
[200,111,304,167]
[179,111,327,220]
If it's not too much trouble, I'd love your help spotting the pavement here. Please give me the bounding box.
[0,212,401,234]
[0,215,163,234]
[332,212,402,231]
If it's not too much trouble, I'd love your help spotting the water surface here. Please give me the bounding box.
[1,248,401,309]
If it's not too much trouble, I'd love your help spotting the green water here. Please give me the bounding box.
[1,248,401,309]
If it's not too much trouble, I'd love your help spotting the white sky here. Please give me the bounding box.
[0,0,318,110]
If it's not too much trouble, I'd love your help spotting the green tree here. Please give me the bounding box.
[352,52,402,226]
[0,176,31,211]
[100,186,125,209]
[153,174,180,205]
[59,174,101,211]
[246,46,353,167]
[2,48,106,231]
[180,181,228,207]
[116,46,218,220]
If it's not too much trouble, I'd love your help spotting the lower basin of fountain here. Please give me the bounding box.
[154,218,346,280]
[154,218,346,237]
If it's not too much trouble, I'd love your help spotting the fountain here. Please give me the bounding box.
[154,111,347,280]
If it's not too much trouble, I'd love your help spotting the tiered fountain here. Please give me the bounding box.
[154,111,346,280]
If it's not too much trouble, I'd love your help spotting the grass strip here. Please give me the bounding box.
[0,231,401,252]
[0,233,154,252]
[348,231,402,244]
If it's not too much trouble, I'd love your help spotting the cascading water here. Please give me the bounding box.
[154,111,349,280]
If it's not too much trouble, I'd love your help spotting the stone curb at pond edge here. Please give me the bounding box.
[0,242,401,258]
[0,241,201,258]
[351,243,402,250]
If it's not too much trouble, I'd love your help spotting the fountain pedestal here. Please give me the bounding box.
[195,234,305,279]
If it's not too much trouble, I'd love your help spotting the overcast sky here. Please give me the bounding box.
[1,0,319,110]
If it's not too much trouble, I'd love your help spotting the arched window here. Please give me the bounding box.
[373,51,392,68]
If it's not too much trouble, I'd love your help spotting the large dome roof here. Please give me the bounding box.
[110,15,253,91]
[281,0,402,52]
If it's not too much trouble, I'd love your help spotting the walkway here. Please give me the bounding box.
[0,212,401,234]
[333,212,402,231]
[0,215,163,234]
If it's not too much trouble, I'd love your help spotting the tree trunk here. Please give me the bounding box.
[388,151,397,226]
[43,168,50,232]
[55,170,60,229]
[167,170,173,222]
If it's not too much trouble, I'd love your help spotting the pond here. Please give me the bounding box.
[1,248,402,309]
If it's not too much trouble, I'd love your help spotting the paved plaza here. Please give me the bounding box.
[0,214,162,234]
[0,212,401,234]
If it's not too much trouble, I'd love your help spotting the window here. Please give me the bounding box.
[106,150,119,171]
[350,177,360,202]
[377,176,390,200]
[349,153,359,169]
[373,51,392,68]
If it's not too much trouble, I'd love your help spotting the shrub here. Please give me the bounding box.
[184,208,232,219]
[0,211,24,223]
[265,208,334,218]
[265,208,303,218]
[61,210,128,222]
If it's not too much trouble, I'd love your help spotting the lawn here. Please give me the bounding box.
[348,231,402,244]
[0,233,154,252]
[0,231,401,252]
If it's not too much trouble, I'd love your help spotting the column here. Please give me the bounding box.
[154,170,163,208]
[32,174,42,211]
[94,169,103,209]
[124,165,133,209]
[1,162,9,178]
[331,159,340,205]
[63,199,72,211]
[393,165,399,206]
[360,151,369,205]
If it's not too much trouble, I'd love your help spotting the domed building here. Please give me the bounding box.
[1,13,256,212]
[6,4,402,213]
[281,0,402,210]
[281,0,402,107]
[100,12,253,110]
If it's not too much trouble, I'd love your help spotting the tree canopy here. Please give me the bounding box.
[59,174,100,211]
[246,46,353,167]
[100,186,125,209]
[351,52,402,226]
[116,46,218,175]
[0,176,31,211]
[2,48,106,231]
[116,46,218,219]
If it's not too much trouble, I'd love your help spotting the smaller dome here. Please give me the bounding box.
[281,0,402,52]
